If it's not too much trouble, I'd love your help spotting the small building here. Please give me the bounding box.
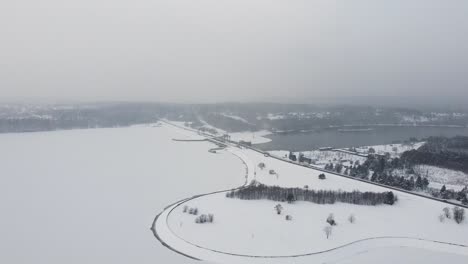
[288,152,297,161]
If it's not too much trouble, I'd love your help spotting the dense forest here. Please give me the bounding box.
[400,136,468,173]
[226,182,397,206]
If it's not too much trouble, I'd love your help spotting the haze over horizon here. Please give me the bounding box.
[1,1,467,103]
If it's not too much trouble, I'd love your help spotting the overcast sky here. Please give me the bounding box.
[1,1,467,103]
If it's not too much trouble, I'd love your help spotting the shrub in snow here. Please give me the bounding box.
[323,226,332,239]
[195,214,214,224]
[274,204,283,215]
[318,173,326,180]
[443,207,451,219]
[304,185,309,190]
[438,214,446,223]
[326,213,337,226]
[183,206,188,213]
[258,163,266,170]
[285,215,293,221]
[193,208,198,215]
[286,193,295,203]
[188,208,194,214]
[453,207,465,224]
[348,214,356,224]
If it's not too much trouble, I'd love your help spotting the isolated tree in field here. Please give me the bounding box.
[323,226,332,239]
[258,162,266,170]
[453,207,465,224]
[326,213,337,226]
[319,173,326,180]
[383,191,396,205]
[368,148,376,154]
[286,193,295,203]
[348,214,356,223]
[443,207,451,219]
[438,214,445,222]
[274,204,283,215]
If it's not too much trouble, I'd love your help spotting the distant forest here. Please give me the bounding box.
[226,182,397,206]
[401,136,468,173]
[1,102,467,133]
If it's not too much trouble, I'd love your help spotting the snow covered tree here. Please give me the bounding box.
[208,214,214,223]
[323,226,332,239]
[440,185,447,194]
[453,207,465,224]
[286,193,295,203]
[258,162,266,170]
[348,214,356,223]
[274,204,283,215]
[443,207,451,219]
[183,205,188,213]
[318,173,326,180]
[383,191,396,205]
[438,214,446,222]
[415,176,423,189]
[326,213,337,226]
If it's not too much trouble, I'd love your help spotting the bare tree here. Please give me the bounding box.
[443,207,451,219]
[324,226,332,239]
[274,204,283,215]
[258,162,266,170]
[348,214,356,224]
[326,213,337,226]
[453,206,465,224]
[438,214,445,223]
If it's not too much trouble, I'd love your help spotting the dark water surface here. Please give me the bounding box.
[256,126,468,151]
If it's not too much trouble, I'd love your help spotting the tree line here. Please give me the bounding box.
[226,182,397,206]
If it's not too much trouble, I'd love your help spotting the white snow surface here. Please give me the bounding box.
[2,122,467,264]
[155,124,468,263]
[414,165,468,190]
[0,124,245,264]
[355,142,426,157]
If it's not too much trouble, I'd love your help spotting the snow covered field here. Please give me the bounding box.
[413,165,468,191]
[1,123,467,264]
[0,124,245,264]
[154,125,468,263]
[355,142,426,157]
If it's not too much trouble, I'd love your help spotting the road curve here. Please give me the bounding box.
[152,121,468,262]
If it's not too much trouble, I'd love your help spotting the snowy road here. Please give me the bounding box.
[153,122,468,263]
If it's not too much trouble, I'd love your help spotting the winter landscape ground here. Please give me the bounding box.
[1,122,467,264]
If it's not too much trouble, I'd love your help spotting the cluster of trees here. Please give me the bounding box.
[195,214,214,224]
[226,182,397,206]
[439,206,465,224]
[323,213,356,239]
[324,163,344,173]
[433,185,468,204]
[183,206,199,215]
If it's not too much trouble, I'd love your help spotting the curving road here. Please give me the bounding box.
[152,121,468,262]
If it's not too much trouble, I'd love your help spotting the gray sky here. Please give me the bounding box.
[1,0,467,103]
